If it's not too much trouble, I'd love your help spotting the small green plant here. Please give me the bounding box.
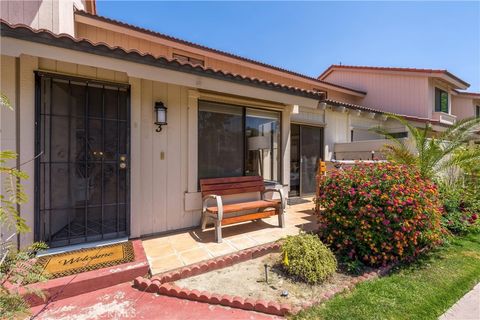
[371,115,480,180]
[0,242,49,319]
[0,93,49,319]
[281,233,337,284]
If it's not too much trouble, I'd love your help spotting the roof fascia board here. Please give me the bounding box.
[1,36,319,108]
[74,12,366,97]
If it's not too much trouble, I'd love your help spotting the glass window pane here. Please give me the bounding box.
[440,91,448,113]
[198,101,243,179]
[435,88,449,113]
[300,126,322,194]
[246,108,280,182]
[289,124,300,197]
[51,80,70,116]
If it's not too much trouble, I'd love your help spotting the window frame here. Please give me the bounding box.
[434,87,449,113]
[197,99,282,184]
[476,105,480,118]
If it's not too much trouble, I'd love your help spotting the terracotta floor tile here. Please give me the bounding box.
[204,241,237,257]
[150,254,184,275]
[143,242,176,259]
[248,231,282,244]
[227,236,259,250]
[179,247,212,265]
[142,205,318,273]
[170,237,201,252]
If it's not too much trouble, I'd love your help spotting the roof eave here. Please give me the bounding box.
[73,10,366,97]
[0,21,325,101]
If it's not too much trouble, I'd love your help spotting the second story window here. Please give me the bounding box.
[435,88,449,113]
[172,53,205,66]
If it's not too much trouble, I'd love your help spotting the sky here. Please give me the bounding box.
[96,1,480,91]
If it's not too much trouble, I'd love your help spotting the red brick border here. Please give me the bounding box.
[133,242,396,316]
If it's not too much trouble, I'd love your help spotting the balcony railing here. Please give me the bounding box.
[432,112,456,125]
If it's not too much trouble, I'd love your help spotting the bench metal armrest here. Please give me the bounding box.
[262,188,285,210]
[202,194,224,221]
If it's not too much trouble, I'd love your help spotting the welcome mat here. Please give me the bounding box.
[37,241,135,279]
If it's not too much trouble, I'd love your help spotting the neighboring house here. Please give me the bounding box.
[0,0,475,250]
[452,91,480,121]
[319,65,479,126]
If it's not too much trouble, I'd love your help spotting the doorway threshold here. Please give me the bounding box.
[36,237,129,257]
[287,197,313,206]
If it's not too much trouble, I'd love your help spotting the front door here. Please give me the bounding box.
[289,124,324,197]
[35,73,130,248]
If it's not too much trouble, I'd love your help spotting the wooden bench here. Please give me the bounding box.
[200,176,285,243]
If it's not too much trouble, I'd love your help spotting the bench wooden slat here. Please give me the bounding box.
[201,180,265,193]
[222,210,277,226]
[200,175,263,186]
[200,175,284,243]
[207,186,265,196]
[206,199,280,213]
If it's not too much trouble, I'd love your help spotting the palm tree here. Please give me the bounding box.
[371,115,480,180]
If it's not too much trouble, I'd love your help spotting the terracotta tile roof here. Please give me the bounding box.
[318,64,470,88]
[0,20,327,100]
[324,99,444,125]
[74,10,366,96]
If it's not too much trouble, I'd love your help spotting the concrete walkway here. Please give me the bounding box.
[439,283,480,320]
[30,281,282,320]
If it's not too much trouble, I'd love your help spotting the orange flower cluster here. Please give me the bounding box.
[316,163,443,267]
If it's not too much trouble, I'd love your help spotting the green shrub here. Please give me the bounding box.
[439,182,480,234]
[316,163,444,267]
[280,233,337,284]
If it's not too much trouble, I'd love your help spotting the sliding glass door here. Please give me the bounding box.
[289,124,324,197]
[198,100,281,183]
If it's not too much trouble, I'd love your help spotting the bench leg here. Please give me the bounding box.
[201,212,208,230]
[215,220,223,243]
[278,209,285,228]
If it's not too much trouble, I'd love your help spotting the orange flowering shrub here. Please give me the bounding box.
[315,163,443,267]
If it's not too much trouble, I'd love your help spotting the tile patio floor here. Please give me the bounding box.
[142,198,317,275]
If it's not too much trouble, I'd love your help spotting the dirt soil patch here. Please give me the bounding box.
[175,253,358,307]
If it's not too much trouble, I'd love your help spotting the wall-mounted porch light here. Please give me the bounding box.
[154,101,167,132]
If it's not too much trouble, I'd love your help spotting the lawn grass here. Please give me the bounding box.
[293,234,480,320]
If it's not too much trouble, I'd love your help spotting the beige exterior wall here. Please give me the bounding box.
[0,55,18,243]
[323,70,431,118]
[0,0,88,35]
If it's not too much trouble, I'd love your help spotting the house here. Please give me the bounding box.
[319,65,480,125]
[0,0,476,250]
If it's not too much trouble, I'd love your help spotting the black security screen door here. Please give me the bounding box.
[35,72,130,248]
